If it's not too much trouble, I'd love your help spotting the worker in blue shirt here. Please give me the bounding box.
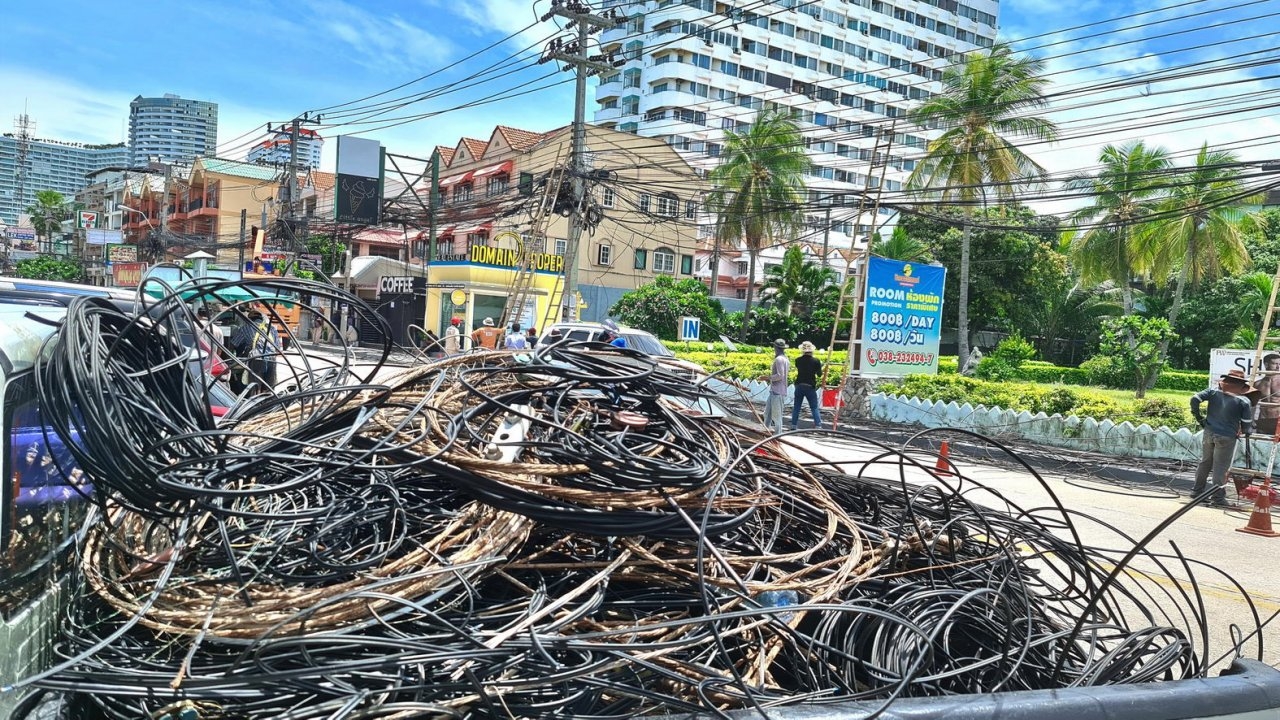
[601,319,627,349]
[1190,368,1254,506]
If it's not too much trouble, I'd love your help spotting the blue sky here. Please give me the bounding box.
[1,0,1276,186]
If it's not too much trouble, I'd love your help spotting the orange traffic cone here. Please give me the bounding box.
[1237,477,1280,538]
[934,441,953,477]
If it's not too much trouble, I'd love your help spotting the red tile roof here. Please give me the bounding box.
[495,125,547,152]
[435,146,455,166]
[460,138,488,161]
[308,170,335,192]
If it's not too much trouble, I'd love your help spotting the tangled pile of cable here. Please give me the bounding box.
[12,292,1255,719]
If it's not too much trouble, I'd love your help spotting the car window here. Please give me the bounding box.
[566,330,592,342]
[624,333,672,356]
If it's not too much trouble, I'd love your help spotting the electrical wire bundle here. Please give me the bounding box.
[11,284,1264,719]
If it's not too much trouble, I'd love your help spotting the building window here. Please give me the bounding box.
[455,183,472,202]
[634,248,647,269]
[684,199,697,218]
[597,244,613,266]
[735,288,747,299]
[639,193,651,212]
[486,174,508,196]
[518,172,534,196]
[680,254,693,275]
[554,238,568,256]
[654,247,675,274]
[601,187,615,208]
[656,193,678,217]
[735,260,749,275]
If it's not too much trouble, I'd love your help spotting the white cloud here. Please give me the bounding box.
[310,0,457,73]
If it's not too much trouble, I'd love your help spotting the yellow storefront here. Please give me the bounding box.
[423,240,566,336]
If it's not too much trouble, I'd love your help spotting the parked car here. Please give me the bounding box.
[0,278,235,411]
[539,321,707,380]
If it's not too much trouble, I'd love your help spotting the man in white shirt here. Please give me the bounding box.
[505,322,529,350]
[444,317,462,354]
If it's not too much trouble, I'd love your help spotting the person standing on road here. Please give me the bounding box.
[197,308,225,360]
[444,317,462,354]
[505,322,528,350]
[791,341,823,430]
[471,317,503,350]
[1191,368,1254,506]
[526,326,539,348]
[764,339,790,433]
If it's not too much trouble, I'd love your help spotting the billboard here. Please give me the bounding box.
[112,262,148,288]
[860,257,947,377]
[108,245,138,262]
[86,229,124,245]
[335,136,383,225]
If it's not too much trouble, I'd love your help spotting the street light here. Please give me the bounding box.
[116,203,160,262]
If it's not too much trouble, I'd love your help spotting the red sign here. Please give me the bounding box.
[112,262,148,288]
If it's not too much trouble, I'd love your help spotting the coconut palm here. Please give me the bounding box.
[1064,141,1172,315]
[876,226,933,263]
[25,190,69,249]
[907,43,1058,369]
[1136,143,1261,381]
[706,109,810,336]
[761,244,837,317]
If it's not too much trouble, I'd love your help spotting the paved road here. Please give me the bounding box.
[782,433,1280,673]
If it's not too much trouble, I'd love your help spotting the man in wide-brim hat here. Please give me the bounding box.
[1189,368,1254,507]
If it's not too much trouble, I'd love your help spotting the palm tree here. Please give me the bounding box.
[876,226,932,263]
[906,43,1058,369]
[762,244,837,316]
[25,190,69,251]
[1064,141,1172,315]
[706,109,810,336]
[1137,143,1260,381]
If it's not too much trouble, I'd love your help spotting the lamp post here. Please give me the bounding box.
[116,203,158,261]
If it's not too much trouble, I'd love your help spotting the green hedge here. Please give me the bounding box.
[666,346,1208,397]
[885,374,1195,430]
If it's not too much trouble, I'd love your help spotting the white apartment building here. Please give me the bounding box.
[594,0,998,298]
[247,127,324,170]
[128,94,218,166]
[0,134,128,225]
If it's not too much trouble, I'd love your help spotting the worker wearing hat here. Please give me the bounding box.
[471,317,503,351]
[1190,368,1254,507]
[443,316,462,355]
[763,339,790,433]
[791,341,823,430]
[600,318,627,349]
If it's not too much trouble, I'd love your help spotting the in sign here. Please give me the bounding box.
[679,316,700,342]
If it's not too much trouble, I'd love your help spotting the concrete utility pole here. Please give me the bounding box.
[538,0,623,321]
[272,112,321,253]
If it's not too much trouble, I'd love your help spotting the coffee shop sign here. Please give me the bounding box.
[437,245,565,273]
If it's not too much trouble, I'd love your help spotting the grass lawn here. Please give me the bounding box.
[1086,387,1194,406]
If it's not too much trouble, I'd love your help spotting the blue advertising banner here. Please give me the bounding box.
[860,256,946,377]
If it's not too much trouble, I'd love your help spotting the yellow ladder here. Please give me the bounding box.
[499,155,570,329]
[820,123,896,428]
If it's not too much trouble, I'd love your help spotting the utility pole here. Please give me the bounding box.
[271,112,321,254]
[538,0,623,321]
[238,208,248,270]
[13,112,34,225]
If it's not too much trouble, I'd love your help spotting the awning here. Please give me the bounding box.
[437,172,473,188]
[472,160,513,180]
[436,225,457,237]
[454,222,492,236]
